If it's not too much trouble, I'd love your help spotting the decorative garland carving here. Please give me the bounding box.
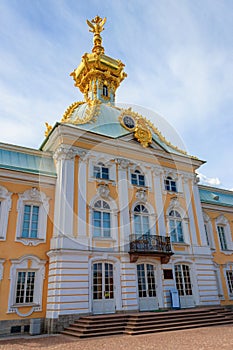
[61,100,101,125]
[61,101,85,122]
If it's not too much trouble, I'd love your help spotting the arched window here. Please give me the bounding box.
[165,176,177,192]
[93,162,109,180]
[93,200,111,238]
[134,204,150,236]
[131,169,145,186]
[103,85,108,97]
[169,210,184,243]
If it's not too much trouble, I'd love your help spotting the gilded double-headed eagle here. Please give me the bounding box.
[86,16,106,35]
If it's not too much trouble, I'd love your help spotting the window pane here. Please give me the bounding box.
[102,167,109,179]
[131,174,137,185]
[93,211,101,219]
[139,175,145,186]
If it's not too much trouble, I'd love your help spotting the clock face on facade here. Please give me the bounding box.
[122,115,136,130]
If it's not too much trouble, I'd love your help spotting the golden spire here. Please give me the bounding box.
[86,16,106,54]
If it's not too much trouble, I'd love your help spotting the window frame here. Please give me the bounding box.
[131,169,146,187]
[15,270,36,305]
[92,199,111,238]
[15,188,50,246]
[133,204,150,236]
[217,225,228,251]
[169,210,184,243]
[93,163,109,180]
[164,176,177,192]
[0,186,12,241]
[226,270,233,297]
[8,255,46,315]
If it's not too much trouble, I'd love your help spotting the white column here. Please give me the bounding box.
[53,146,75,237]
[192,176,208,246]
[117,158,130,252]
[152,167,166,235]
[183,176,198,246]
[77,150,87,237]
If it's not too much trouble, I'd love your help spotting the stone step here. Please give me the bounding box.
[60,307,233,339]
[125,316,233,332]
[127,313,233,326]
[125,319,233,335]
[61,328,124,338]
[65,324,126,334]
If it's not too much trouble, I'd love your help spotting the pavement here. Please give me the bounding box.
[0,325,233,350]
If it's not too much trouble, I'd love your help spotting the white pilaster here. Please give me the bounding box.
[152,167,166,235]
[77,150,87,240]
[117,158,131,252]
[192,175,207,246]
[53,146,75,237]
[183,176,198,246]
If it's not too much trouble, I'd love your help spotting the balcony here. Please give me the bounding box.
[129,234,173,264]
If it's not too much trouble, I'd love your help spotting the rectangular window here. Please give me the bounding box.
[15,271,35,304]
[22,205,39,238]
[226,271,233,295]
[217,225,227,250]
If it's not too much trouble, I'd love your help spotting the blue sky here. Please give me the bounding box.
[0,0,232,189]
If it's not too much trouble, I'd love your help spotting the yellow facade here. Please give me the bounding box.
[0,16,233,336]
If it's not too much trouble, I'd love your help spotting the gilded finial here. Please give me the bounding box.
[44,122,52,137]
[86,16,106,54]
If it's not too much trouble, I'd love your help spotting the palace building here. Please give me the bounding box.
[0,16,233,336]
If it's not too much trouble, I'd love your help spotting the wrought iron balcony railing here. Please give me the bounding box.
[129,234,173,264]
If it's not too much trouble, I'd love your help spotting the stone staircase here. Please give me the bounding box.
[61,307,233,338]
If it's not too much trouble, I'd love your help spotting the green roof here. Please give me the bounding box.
[0,147,56,177]
[61,103,189,157]
[199,186,233,207]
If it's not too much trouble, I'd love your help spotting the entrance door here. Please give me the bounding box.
[92,262,115,314]
[175,264,194,308]
[137,263,159,311]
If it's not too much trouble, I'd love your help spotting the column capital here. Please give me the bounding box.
[116,158,130,170]
[152,166,164,177]
[53,146,76,161]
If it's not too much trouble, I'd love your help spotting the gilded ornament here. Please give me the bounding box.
[86,16,106,55]
[61,101,84,122]
[44,122,53,137]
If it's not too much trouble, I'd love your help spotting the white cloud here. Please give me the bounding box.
[197,172,221,187]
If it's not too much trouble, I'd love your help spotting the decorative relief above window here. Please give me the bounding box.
[0,185,12,240]
[15,188,50,246]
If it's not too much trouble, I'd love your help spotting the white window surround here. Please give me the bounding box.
[0,185,12,240]
[89,195,118,243]
[8,255,46,316]
[15,188,50,246]
[89,156,116,183]
[0,259,5,280]
[130,201,156,236]
[202,212,215,250]
[215,215,233,253]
